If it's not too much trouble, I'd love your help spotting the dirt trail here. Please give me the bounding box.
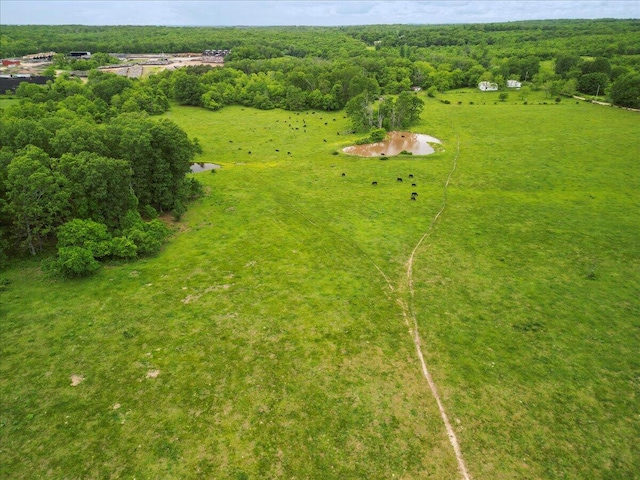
[279,142,469,477]
[398,140,471,480]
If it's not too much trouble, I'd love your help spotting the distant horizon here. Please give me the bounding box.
[3,18,640,28]
[1,1,639,27]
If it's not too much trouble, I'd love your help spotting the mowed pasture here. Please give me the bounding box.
[1,91,638,479]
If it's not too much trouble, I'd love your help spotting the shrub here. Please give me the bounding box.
[125,219,168,255]
[57,219,112,259]
[172,200,186,221]
[57,246,101,277]
[141,204,159,220]
[369,128,387,142]
[109,236,138,259]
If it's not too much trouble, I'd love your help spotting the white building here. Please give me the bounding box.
[478,81,498,91]
[507,79,522,89]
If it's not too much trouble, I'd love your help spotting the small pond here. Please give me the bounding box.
[342,131,442,157]
[190,163,221,173]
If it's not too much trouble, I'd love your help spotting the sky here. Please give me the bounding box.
[1,1,639,26]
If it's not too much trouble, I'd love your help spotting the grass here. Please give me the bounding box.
[0,95,19,109]
[1,91,639,479]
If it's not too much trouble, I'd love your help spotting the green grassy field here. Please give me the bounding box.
[1,90,638,479]
[0,96,19,109]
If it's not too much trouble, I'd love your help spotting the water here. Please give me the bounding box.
[190,163,221,173]
[342,131,442,157]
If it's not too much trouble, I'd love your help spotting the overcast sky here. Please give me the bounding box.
[1,1,638,26]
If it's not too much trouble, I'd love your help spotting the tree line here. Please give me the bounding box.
[0,72,202,274]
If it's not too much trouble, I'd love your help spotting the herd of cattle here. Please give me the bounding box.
[342,172,420,201]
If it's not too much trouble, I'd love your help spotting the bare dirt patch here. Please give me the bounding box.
[70,374,84,386]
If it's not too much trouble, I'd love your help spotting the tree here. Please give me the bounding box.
[609,73,640,109]
[345,92,374,132]
[555,54,580,77]
[57,152,136,229]
[394,91,424,129]
[4,146,68,255]
[577,72,609,96]
[89,71,133,104]
[173,72,205,106]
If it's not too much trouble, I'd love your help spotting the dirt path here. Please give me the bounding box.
[279,142,470,477]
[398,140,471,480]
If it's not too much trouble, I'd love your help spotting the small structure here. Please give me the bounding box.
[0,74,49,93]
[69,51,92,59]
[411,86,422,92]
[202,49,230,64]
[22,52,56,62]
[507,79,522,89]
[478,81,499,91]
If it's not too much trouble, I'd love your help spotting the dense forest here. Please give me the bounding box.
[0,72,202,274]
[1,19,639,272]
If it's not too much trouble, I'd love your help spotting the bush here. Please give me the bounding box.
[141,204,159,220]
[109,236,138,259]
[172,200,186,221]
[57,246,101,277]
[57,219,112,259]
[369,128,387,142]
[125,219,168,255]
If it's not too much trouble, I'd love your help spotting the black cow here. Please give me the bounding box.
[287,152,291,155]
[342,173,346,177]
[323,139,327,142]
[276,149,279,152]
[412,183,417,187]
[408,174,414,178]
[397,177,403,182]
[411,197,416,201]
[411,192,418,197]
[372,181,378,186]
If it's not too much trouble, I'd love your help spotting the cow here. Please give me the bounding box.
[397,178,403,182]
[411,196,416,201]
[412,183,417,187]
[372,181,378,186]
[276,149,280,152]
[411,192,418,197]
[342,173,346,177]
[408,174,414,178]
